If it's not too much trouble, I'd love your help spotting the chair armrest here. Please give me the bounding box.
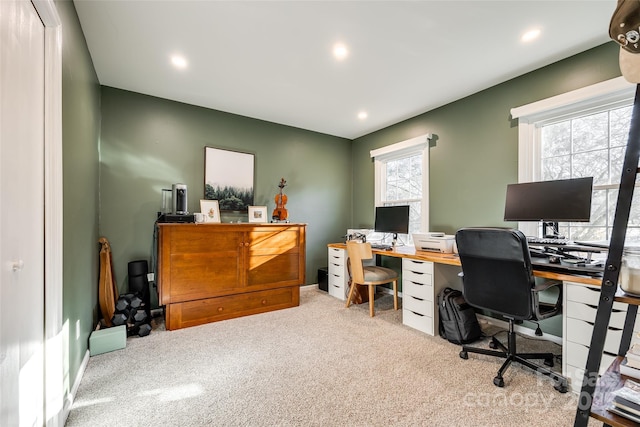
[533,279,562,292]
[531,279,563,320]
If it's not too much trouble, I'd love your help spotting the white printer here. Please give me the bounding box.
[412,232,455,253]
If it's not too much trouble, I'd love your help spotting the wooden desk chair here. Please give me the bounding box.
[345,241,399,317]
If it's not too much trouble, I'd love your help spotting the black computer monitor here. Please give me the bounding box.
[374,205,410,245]
[503,177,593,238]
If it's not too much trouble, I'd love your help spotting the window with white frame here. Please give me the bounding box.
[370,134,431,244]
[512,77,637,242]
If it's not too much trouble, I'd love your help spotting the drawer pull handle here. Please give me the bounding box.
[411,281,424,286]
[410,271,424,275]
[411,296,425,302]
[262,299,267,305]
[218,307,223,312]
[410,310,424,317]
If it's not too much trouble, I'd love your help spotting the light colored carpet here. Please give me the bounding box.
[66,286,585,426]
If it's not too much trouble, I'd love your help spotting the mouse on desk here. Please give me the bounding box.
[548,256,561,264]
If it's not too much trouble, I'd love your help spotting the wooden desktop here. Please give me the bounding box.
[328,242,601,286]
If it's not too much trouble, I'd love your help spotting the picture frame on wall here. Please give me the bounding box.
[204,146,254,211]
[248,206,268,223]
[200,199,221,223]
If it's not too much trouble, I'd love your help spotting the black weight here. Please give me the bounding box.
[137,323,151,337]
[131,308,147,323]
[115,295,131,312]
[129,295,143,309]
[111,313,128,326]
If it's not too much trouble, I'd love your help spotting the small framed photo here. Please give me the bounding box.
[248,206,268,223]
[200,199,221,223]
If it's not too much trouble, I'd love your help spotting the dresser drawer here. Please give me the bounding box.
[566,359,614,394]
[403,259,434,275]
[566,317,622,354]
[565,340,615,377]
[165,286,299,330]
[328,279,346,300]
[403,294,433,317]
[563,341,615,393]
[403,279,433,301]
[328,262,347,278]
[565,300,627,328]
[403,269,433,287]
[403,308,434,335]
[328,247,346,266]
[565,283,628,310]
[566,283,601,305]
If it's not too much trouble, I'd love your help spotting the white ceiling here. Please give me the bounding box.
[73,0,615,139]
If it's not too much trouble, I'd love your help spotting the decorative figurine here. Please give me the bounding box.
[272,178,289,222]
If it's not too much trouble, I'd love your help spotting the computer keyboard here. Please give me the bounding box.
[527,237,570,245]
[371,243,392,250]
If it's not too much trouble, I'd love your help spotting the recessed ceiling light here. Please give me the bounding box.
[358,111,368,120]
[333,43,349,60]
[521,28,541,43]
[171,55,188,69]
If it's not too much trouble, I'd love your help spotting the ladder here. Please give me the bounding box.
[574,83,640,426]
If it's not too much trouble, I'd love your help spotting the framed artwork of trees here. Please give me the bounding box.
[204,147,254,211]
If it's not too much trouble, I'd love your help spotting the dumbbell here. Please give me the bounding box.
[131,308,147,324]
[115,294,131,313]
[111,312,128,326]
[129,295,143,310]
[128,320,152,337]
[137,323,151,337]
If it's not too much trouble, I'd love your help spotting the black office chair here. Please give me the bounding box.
[455,227,568,393]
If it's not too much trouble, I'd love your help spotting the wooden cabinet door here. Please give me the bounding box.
[164,226,244,302]
[245,225,304,289]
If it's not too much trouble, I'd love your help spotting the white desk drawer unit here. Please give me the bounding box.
[564,282,640,393]
[402,259,435,335]
[327,247,348,300]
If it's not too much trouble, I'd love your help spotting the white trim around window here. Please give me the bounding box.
[370,134,432,232]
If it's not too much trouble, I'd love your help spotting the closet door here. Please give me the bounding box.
[0,0,46,425]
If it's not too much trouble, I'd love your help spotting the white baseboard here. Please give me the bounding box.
[476,314,562,345]
[62,349,90,424]
[361,287,561,345]
[376,286,403,298]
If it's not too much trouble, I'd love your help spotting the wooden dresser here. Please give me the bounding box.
[158,223,306,330]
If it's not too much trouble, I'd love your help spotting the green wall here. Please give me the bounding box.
[57,0,101,396]
[99,88,352,300]
[351,42,622,233]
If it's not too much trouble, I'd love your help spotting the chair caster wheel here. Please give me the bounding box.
[459,351,468,360]
[544,358,554,367]
[554,382,568,393]
[493,376,504,387]
[489,340,497,349]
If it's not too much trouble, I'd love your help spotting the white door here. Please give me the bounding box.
[0,0,46,425]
